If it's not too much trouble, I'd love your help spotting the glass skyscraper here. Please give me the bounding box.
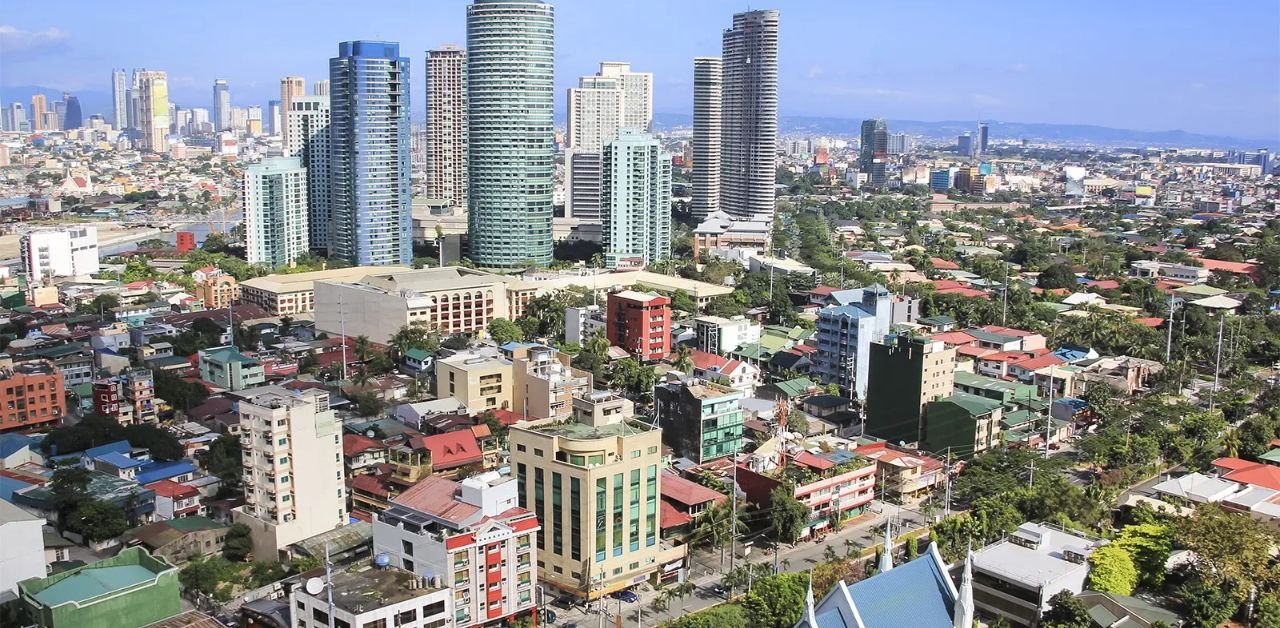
[328,40,412,266]
[466,0,555,268]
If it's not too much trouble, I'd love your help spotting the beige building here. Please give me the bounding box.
[511,345,592,421]
[425,45,467,212]
[435,348,514,414]
[238,265,404,316]
[278,76,305,146]
[313,266,509,342]
[195,274,239,310]
[135,70,170,152]
[510,391,683,598]
[231,386,347,561]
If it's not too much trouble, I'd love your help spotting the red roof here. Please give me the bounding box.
[808,286,840,296]
[491,409,529,427]
[660,500,692,529]
[1196,258,1259,276]
[930,257,961,270]
[955,345,995,358]
[690,350,746,375]
[349,473,392,498]
[793,451,835,471]
[343,433,385,457]
[415,430,483,470]
[979,325,1035,338]
[931,331,977,346]
[936,286,991,299]
[1086,279,1121,290]
[1012,354,1066,371]
[931,279,971,290]
[1223,463,1280,491]
[1213,457,1256,472]
[392,475,479,525]
[145,479,199,499]
[660,471,727,507]
[1135,317,1165,328]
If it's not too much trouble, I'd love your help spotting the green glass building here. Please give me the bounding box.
[466,0,555,268]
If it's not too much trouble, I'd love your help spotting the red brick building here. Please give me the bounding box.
[175,231,196,253]
[606,290,671,361]
[0,362,66,432]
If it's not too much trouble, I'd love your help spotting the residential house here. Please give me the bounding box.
[119,516,229,565]
[736,449,876,539]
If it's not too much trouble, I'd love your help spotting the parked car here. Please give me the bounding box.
[610,589,639,603]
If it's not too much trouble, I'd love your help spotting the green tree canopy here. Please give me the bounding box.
[223,523,254,561]
[71,500,129,542]
[1086,543,1138,595]
[1037,263,1079,290]
[1041,591,1090,628]
[1175,503,1279,601]
[769,485,809,544]
[486,318,524,345]
[741,572,808,628]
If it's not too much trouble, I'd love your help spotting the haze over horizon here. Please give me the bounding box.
[2,0,1278,141]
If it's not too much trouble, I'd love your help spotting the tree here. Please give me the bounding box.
[1256,595,1280,628]
[740,572,808,628]
[1176,503,1279,601]
[1041,591,1090,628]
[786,410,810,435]
[200,435,243,491]
[663,605,746,628]
[155,368,209,412]
[1178,579,1235,628]
[1086,543,1138,595]
[388,322,437,361]
[223,523,254,561]
[1037,263,1078,290]
[672,345,694,374]
[695,499,745,568]
[769,485,809,544]
[353,335,372,362]
[487,318,524,345]
[72,500,129,542]
[670,289,698,313]
[355,392,385,417]
[1111,523,1173,588]
[49,467,91,527]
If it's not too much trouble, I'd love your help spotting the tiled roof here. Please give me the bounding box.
[392,475,479,526]
[415,430,483,470]
[145,479,198,499]
[343,433,385,457]
[660,470,726,507]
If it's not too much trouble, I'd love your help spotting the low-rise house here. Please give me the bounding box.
[689,350,761,395]
[658,470,726,542]
[855,441,944,500]
[1151,472,1242,504]
[342,433,388,473]
[289,565,453,628]
[393,398,469,428]
[119,516,229,565]
[146,479,203,519]
[198,345,265,391]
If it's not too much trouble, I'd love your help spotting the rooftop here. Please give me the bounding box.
[240,266,405,294]
[306,566,444,615]
[528,417,656,441]
[973,522,1102,587]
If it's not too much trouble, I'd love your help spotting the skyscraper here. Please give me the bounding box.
[860,118,887,188]
[977,122,989,156]
[565,63,647,223]
[602,129,671,269]
[466,0,555,268]
[30,94,47,131]
[286,96,332,251]
[425,45,467,211]
[243,157,310,268]
[957,134,973,157]
[62,96,82,130]
[212,79,231,132]
[4,103,26,133]
[329,41,412,266]
[135,71,170,152]
[691,57,722,219]
[267,100,281,135]
[112,69,128,130]
[312,79,329,97]
[279,76,305,146]
[719,9,779,221]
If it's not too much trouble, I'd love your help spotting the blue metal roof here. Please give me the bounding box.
[94,451,145,469]
[0,433,34,459]
[83,440,132,459]
[845,550,956,628]
[0,476,33,501]
[135,460,197,485]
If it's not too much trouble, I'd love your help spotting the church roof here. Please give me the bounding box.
[798,544,959,628]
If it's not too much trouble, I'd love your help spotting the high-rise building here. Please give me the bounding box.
[4,103,26,133]
[112,69,128,130]
[312,79,330,96]
[30,94,47,131]
[864,332,956,445]
[20,227,99,280]
[425,45,467,211]
[245,105,263,136]
[655,378,744,463]
[566,62,652,223]
[0,362,65,433]
[860,119,888,188]
[243,157,309,268]
[602,62,653,132]
[719,9,779,221]
[127,71,142,139]
[690,57,722,219]
[602,129,671,269]
[279,76,305,146]
[267,100,281,136]
[329,41,412,266]
[977,122,989,156]
[812,284,919,399]
[232,386,347,561]
[40,111,60,132]
[286,96,332,251]
[54,96,66,130]
[509,391,675,598]
[957,134,973,157]
[136,70,170,152]
[92,367,158,426]
[887,132,908,156]
[212,79,231,131]
[466,0,555,268]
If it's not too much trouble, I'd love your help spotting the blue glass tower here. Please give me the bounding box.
[329,41,412,266]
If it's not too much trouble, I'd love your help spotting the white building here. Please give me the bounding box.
[693,315,762,355]
[565,304,605,345]
[290,566,452,628]
[691,57,722,219]
[971,522,1105,627]
[243,157,309,269]
[232,386,347,561]
[566,62,653,223]
[425,45,467,212]
[313,267,509,343]
[602,129,671,269]
[285,96,331,251]
[0,499,45,602]
[19,226,99,280]
[135,70,170,152]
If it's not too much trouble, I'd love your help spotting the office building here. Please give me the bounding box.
[285,95,332,251]
[5,102,27,133]
[232,386,346,561]
[957,134,973,157]
[290,563,452,628]
[266,100,281,135]
[18,548,180,628]
[20,226,99,280]
[512,345,592,421]
[313,266,508,342]
[860,118,888,188]
[887,132,908,155]
[40,111,60,132]
[0,362,66,433]
[691,57,722,219]
[312,79,329,96]
[929,169,952,193]
[31,94,47,130]
[279,75,305,145]
[239,265,402,316]
[466,0,555,268]
[864,333,955,445]
[373,473,539,627]
[212,79,230,131]
[602,129,672,269]
[243,157,309,268]
[565,62,652,222]
[63,95,82,130]
[425,45,468,211]
[606,290,671,361]
[136,70,170,152]
[92,367,157,426]
[719,10,779,221]
[977,122,989,156]
[971,522,1102,627]
[198,346,265,391]
[329,41,412,266]
[112,69,128,130]
[510,391,679,598]
[812,284,917,399]
[655,378,744,463]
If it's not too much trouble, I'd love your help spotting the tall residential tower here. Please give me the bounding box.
[285,96,332,251]
[719,10,779,221]
[425,45,467,211]
[243,157,309,268]
[212,79,231,132]
[279,76,305,145]
[602,129,671,269]
[466,0,555,268]
[135,71,170,152]
[112,69,128,131]
[690,57,722,219]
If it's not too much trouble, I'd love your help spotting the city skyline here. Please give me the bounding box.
[1,1,1277,141]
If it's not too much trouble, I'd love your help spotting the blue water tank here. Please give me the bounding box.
[375,553,391,568]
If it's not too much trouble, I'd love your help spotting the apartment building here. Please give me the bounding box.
[655,378,744,463]
[232,386,347,561]
[971,523,1102,627]
[606,290,670,362]
[198,346,265,391]
[737,449,877,539]
[864,333,956,446]
[19,226,99,280]
[435,348,513,414]
[693,315,761,355]
[511,345,592,422]
[921,392,1005,458]
[194,274,239,310]
[314,267,508,342]
[565,305,605,345]
[0,361,66,433]
[92,367,157,425]
[812,284,906,399]
[372,473,540,627]
[290,566,452,628]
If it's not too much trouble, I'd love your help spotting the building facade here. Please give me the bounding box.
[92,367,157,426]
[198,346,265,391]
[0,362,66,433]
[278,75,305,146]
[859,118,888,188]
[329,40,412,266]
[232,387,347,561]
[602,129,671,269]
[195,274,239,310]
[865,333,955,445]
[135,70,170,152]
[239,265,401,316]
[289,567,452,628]
[243,157,309,268]
[812,285,899,399]
[606,290,671,361]
[655,379,744,463]
[435,348,514,414]
[212,79,230,131]
[426,45,468,212]
[313,266,508,342]
[690,57,722,219]
[512,345,592,421]
[112,69,129,131]
[718,10,778,221]
[20,226,99,280]
[693,315,761,355]
[284,96,332,252]
[18,548,179,628]
[466,0,555,268]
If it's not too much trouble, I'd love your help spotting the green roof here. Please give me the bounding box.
[919,315,956,325]
[730,343,771,360]
[1259,448,1280,464]
[29,342,87,359]
[404,347,432,361]
[165,516,225,532]
[1002,409,1038,428]
[772,377,817,398]
[954,371,1029,395]
[203,346,259,364]
[966,329,1020,344]
[34,565,157,606]
[937,391,1003,416]
[1173,283,1227,297]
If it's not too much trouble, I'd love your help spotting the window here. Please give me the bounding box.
[403,558,413,571]
[422,601,446,617]
[402,540,414,556]
[362,620,386,628]
[397,609,417,624]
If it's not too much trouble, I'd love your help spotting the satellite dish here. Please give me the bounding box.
[305,577,325,595]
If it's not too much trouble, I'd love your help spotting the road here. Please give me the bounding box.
[551,500,930,627]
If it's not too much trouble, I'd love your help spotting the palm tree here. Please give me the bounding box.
[673,581,696,610]
[672,345,694,373]
[354,335,372,362]
[694,500,745,568]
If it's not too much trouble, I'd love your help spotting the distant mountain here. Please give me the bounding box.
[2,86,115,124]
[654,112,1273,150]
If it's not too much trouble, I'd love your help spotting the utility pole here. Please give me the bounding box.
[1001,261,1008,325]
[1046,364,1055,460]
[1165,292,1176,362]
[1028,460,1035,488]
[729,456,738,592]
[339,297,349,382]
[1211,313,1225,411]
[943,447,952,518]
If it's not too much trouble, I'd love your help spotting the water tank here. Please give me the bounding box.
[375,553,391,569]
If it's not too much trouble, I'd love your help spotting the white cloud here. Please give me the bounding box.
[806,65,825,79]
[0,25,69,54]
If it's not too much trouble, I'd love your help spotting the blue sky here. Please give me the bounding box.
[2,0,1278,141]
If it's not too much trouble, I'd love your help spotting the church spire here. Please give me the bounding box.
[953,550,974,628]
[878,517,894,573]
